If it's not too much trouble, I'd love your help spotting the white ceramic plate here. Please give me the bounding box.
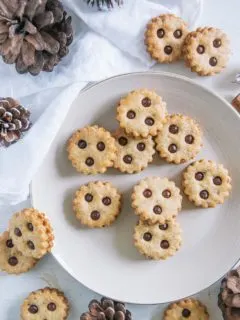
[31,72,240,304]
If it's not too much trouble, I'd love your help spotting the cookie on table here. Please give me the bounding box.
[134,219,182,260]
[182,160,232,208]
[132,177,182,224]
[9,208,54,259]
[164,298,209,319]
[183,27,230,76]
[145,14,189,63]
[116,89,167,138]
[155,114,203,164]
[0,231,37,274]
[113,128,155,173]
[67,125,116,175]
[21,287,69,320]
[73,181,122,228]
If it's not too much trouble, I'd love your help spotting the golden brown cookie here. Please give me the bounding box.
[73,181,122,228]
[145,14,189,63]
[113,128,155,173]
[183,27,230,76]
[9,208,54,259]
[155,114,203,164]
[21,287,70,320]
[182,160,232,208]
[67,125,117,175]
[134,219,182,260]
[116,89,167,138]
[164,298,209,319]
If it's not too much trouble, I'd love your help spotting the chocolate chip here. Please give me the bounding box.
[14,228,22,237]
[137,142,145,151]
[182,309,191,318]
[195,172,204,181]
[162,189,171,198]
[169,124,179,134]
[143,232,152,241]
[168,144,177,153]
[47,302,56,311]
[8,256,18,266]
[160,240,169,249]
[6,239,14,248]
[27,223,34,231]
[28,305,38,314]
[118,136,128,146]
[123,155,132,164]
[91,210,100,220]
[185,134,194,144]
[102,197,111,206]
[153,205,162,215]
[213,176,222,185]
[159,223,168,230]
[173,29,182,38]
[213,38,221,48]
[27,240,35,250]
[85,193,93,202]
[164,45,173,55]
[209,57,217,66]
[97,141,105,151]
[157,28,165,38]
[142,97,151,107]
[127,110,136,119]
[197,45,205,54]
[145,117,154,126]
[85,157,94,166]
[78,139,87,149]
[200,190,209,199]
[143,189,152,198]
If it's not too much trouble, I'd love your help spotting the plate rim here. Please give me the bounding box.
[30,71,240,305]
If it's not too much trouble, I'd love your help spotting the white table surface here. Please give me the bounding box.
[1,0,240,318]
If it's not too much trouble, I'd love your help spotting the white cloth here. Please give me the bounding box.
[0,0,202,205]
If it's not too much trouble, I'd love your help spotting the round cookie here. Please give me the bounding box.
[67,125,116,174]
[183,27,230,76]
[182,160,232,208]
[155,114,203,164]
[132,177,182,224]
[134,219,182,260]
[73,181,122,228]
[0,231,37,274]
[164,299,209,320]
[113,128,155,173]
[116,89,167,138]
[21,287,69,320]
[145,14,189,63]
[9,208,54,259]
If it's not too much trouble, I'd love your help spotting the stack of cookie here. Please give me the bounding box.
[0,208,54,274]
[145,14,230,76]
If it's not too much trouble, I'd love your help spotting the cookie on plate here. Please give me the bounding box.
[0,231,38,274]
[134,219,182,260]
[164,298,209,319]
[145,14,189,63]
[67,125,116,175]
[132,177,182,224]
[183,27,230,76]
[116,89,167,138]
[9,208,54,259]
[182,160,232,208]
[21,287,69,320]
[73,181,122,228]
[155,114,203,164]
[113,128,155,173]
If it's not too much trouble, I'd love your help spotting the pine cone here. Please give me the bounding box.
[0,97,31,147]
[80,297,132,320]
[0,0,73,75]
[86,0,123,9]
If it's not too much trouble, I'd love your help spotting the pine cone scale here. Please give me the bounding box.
[21,41,35,67]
